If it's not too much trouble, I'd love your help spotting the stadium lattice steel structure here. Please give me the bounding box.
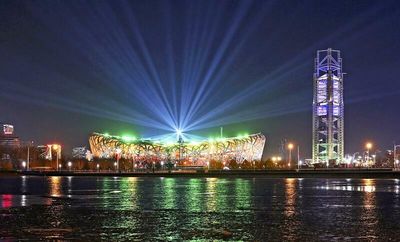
[89,132,266,165]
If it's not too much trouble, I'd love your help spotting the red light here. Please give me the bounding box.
[1,194,13,208]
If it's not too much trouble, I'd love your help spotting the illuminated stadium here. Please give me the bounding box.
[89,132,266,166]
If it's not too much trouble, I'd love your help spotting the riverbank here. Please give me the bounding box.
[0,170,19,177]
[12,169,400,179]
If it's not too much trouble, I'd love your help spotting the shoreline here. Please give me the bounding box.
[3,169,399,179]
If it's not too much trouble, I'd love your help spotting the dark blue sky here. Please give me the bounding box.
[0,0,399,157]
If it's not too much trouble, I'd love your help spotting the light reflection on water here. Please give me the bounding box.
[206,177,217,211]
[49,176,61,197]
[161,178,176,210]
[284,178,296,217]
[361,179,378,240]
[314,178,400,193]
[0,177,400,240]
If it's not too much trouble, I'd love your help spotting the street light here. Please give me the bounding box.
[288,143,294,168]
[51,144,62,172]
[68,161,72,171]
[297,145,300,170]
[26,141,33,171]
[365,142,373,166]
[271,156,278,168]
[22,161,26,170]
[298,160,303,169]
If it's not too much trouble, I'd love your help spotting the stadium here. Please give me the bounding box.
[89,132,266,167]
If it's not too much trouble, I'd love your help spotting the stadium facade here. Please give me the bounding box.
[89,132,266,166]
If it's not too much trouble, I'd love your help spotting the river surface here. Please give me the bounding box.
[0,176,399,241]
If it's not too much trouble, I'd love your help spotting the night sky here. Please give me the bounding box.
[1,0,399,158]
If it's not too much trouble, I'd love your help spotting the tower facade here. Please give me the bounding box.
[312,48,344,165]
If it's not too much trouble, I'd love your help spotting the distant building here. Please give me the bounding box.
[37,145,50,160]
[37,144,61,161]
[72,146,92,160]
[72,147,86,159]
[312,48,344,165]
[0,124,20,148]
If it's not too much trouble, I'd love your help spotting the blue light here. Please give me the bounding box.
[2,0,364,141]
[175,128,183,136]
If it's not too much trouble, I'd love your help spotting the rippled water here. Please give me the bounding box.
[0,176,400,241]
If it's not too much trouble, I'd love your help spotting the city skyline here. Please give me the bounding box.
[1,1,400,158]
[2,2,400,240]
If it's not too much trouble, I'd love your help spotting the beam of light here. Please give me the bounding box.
[183,2,394,131]
[145,132,205,143]
[181,1,280,129]
[182,0,263,129]
[178,1,230,129]
[184,63,309,131]
[181,133,206,142]
[189,90,311,130]
[175,128,183,136]
[94,2,178,130]
[26,0,180,132]
[0,61,171,131]
[162,0,179,124]
[119,3,178,129]
[175,128,183,141]
[145,133,177,142]
[0,79,171,131]
[26,0,290,132]
[1,0,396,141]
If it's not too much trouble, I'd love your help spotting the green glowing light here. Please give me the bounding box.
[236,133,249,139]
[104,133,110,137]
[121,135,136,142]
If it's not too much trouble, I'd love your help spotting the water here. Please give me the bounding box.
[0,176,400,241]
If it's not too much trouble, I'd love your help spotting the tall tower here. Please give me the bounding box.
[312,48,344,165]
